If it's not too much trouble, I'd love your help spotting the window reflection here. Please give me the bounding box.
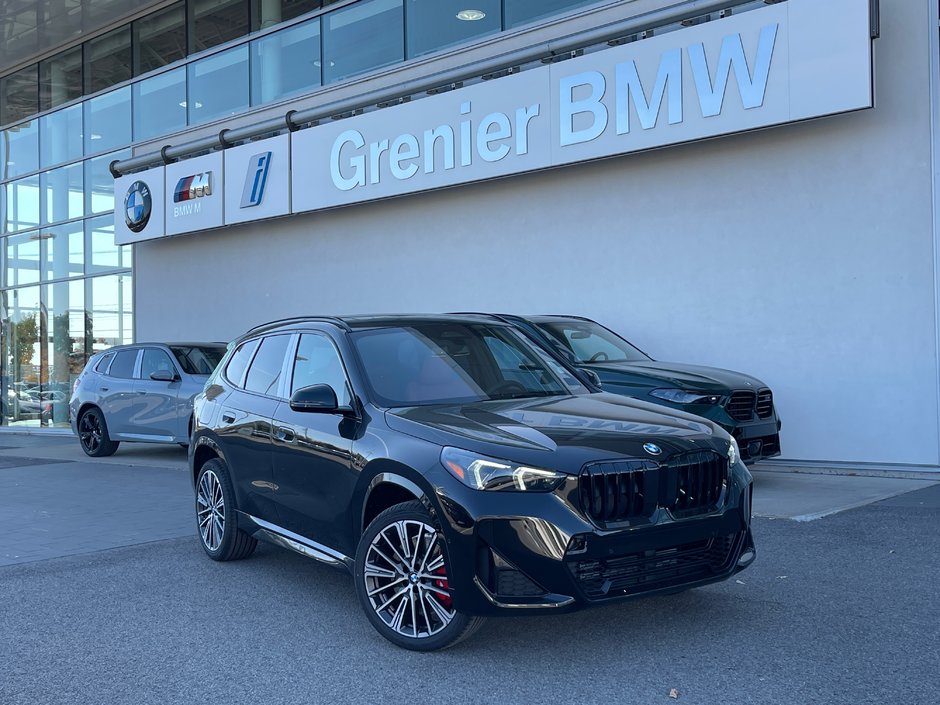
[192,0,251,53]
[134,3,186,76]
[85,215,132,274]
[4,176,41,233]
[43,279,86,426]
[41,163,84,226]
[5,232,41,287]
[85,25,133,94]
[89,274,133,351]
[1,65,39,126]
[41,222,84,282]
[322,0,403,84]
[84,87,132,154]
[187,46,249,125]
[85,150,131,215]
[1,285,43,427]
[406,0,500,58]
[504,0,598,29]
[250,19,321,106]
[133,68,186,141]
[40,46,83,112]
[39,105,83,168]
[1,121,39,180]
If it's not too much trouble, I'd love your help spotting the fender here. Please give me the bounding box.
[190,432,227,490]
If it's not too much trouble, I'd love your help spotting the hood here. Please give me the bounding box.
[586,360,767,392]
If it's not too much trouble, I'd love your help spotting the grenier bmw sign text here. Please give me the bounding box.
[113,0,872,244]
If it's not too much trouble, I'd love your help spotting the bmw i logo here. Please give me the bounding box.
[124,180,152,233]
[643,442,662,456]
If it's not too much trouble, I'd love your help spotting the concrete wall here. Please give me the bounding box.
[135,0,939,468]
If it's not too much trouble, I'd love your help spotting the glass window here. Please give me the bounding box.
[224,338,259,386]
[85,25,132,94]
[39,46,83,112]
[1,64,39,126]
[41,163,84,225]
[85,150,131,215]
[170,345,225,375]
[94,352,114,372]
[254,0,326,30]
[133,67,186,141]
[504,0,598,29]
[5,176,41,233]
[2,285,42,427]
[41,222,84,281]
[192,0,251,53]
[84,86,132,154]
[43,279,86,425]
[39,105,83,168]
[291,333,351,405]
[322,0,403,84]
[250,19,321,106]
[5,232,41,287]
[88,274,133,349]
[536,321,651,363]
[134,3,186,76]
[406,0,500,58]
[244,335,290,396]
[1,121,39,179]
[187,46,249,125]
[108,349,138,378]
[85,214,132,274]
[141,348,177,379]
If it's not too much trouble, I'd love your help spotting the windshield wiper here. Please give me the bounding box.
[488,390,560,400]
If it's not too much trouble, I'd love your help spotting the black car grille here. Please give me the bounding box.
[726,391,756,420]
[568,532,741,599]
[755,389,774,418]
[580,451,727,526]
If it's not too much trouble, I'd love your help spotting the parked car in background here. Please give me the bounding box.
[70,342,226,457]
[190,315,755,651]
[460,314,782,464]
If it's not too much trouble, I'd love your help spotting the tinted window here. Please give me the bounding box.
[171,346,225,375]
[134,3,186,75]
[140,348,176,380]
[322,0,403,84]
[108,349,138,379]
[536,321,651,364]
[406,0,500,58]
[291,334,351,406]
[94,352,114,373]
[244,335,291,396]
[224,339,259,387]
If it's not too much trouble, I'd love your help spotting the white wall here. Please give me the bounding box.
[135,0,939,468]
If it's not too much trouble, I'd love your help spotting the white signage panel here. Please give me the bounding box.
[114,165,166,245]
[164,152,224,236]
[223,134,291,225]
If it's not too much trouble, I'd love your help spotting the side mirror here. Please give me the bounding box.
[290,384,339,413]
[583,370,602,388]
[150,369,176,382]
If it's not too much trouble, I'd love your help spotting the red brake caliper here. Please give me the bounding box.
[432,565,453,610]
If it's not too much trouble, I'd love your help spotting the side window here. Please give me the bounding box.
[291,334,351,406]
[94,352,114,373]
[244,335,291,396]
[140,348,176,380]
[224,339,259,387]
[108,349,138,379]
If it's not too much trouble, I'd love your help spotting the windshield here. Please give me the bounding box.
[351,322,587,407]
[170,345,226,375]
[534,320,651,364]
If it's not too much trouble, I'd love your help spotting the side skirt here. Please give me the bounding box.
[240,512,354,572]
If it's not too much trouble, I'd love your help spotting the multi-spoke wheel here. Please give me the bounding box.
[195,458,257,561]
[77,407,119,457]
[355,500,485,651]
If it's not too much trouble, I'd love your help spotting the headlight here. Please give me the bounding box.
[441,447,565,492]
[729,437,740,466]
[650,389,721,405]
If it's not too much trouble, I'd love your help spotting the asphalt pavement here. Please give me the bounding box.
[0,433,937,705]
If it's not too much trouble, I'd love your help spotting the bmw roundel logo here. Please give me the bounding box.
[643,442,662,456]
[124,180,152,233]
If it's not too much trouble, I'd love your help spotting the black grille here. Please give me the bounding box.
[496,568,545,597]
[667,450,727,515]
[579,459,657,525]
[726,391,756,421]
[568,533,741,599]
[755,389,774,418]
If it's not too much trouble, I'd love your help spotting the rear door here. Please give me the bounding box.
[97,348,141,436]
[132,347,184,439]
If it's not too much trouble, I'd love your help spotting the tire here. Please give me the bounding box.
[77,407,120,457]
[196,458,257,561]
[354,500,486,651]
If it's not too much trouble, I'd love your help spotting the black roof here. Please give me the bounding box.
[243,314,512,337]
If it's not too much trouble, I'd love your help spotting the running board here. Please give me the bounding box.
[242,513,353,571]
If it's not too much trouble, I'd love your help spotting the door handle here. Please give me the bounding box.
[276,427,296,443]
[221,413,235,424]
[100,387,109,392]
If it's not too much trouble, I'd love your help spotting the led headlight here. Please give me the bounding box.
[441,447,565,492]
[729,436,740,466]
[650,389,721,405]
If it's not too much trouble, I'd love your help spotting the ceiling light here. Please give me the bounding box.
[90,133,102,140]
[456,9,485,21]
[178,100,203,109]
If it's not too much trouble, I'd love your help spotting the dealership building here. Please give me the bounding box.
[0,0,937,474]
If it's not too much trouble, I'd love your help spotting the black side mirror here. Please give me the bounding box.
[150,369,176,382]
[290,384,339,413]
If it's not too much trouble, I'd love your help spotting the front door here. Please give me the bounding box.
[132,347,183,439]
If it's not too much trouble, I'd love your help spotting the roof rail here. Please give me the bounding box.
[244,316,352,334]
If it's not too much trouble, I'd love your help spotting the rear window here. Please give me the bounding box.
[94,353,114,373]
[170,345,225,375]
[108,349,138,379]
[224,339,259,387]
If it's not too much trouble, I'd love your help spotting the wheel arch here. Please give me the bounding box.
[359,461,429,536]
[191,434,226,491]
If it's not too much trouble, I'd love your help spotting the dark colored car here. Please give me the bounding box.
[190,315,755,651]
[465,315,781,464]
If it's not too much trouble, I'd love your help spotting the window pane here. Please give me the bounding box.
[108,349,138,378]
[134,3,186,75]
[86,214,132,274]
[406,0,500,58]
[41,162,84,225]
[85,150,131,215]
[2,285,42,427]
[132,67,186,141]
[291,333,350,405]
[255,0,327,30]
[39,46,83,112]
[250,19,321,106]
[85,25,132,93]
[323,0,403,84]
[84,86,132,154]
[39,104,83,168]
[187,46,249,125]
[1,64,39,125]
[5,175,41,233]
[1,120,39,179]
[44,279,86,426]
[192,0,251,53]
[141,348,176,379]
[89,273,133,349]
[504,0,598,29]
[225,339,259,386]
[5,232,41,286]
[244,335,290,395]
[42,222,84,281]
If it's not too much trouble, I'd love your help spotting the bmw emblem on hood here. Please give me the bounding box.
[643,442,662,456]
[124,180,152,233]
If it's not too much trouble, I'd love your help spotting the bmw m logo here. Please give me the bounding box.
[174,172,212,202]
[643,442,662,456]
[124,181,152,233]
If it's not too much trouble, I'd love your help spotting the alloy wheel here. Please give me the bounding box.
[197,469,225,551]
[78,413,101,453]
[363,520,455,639]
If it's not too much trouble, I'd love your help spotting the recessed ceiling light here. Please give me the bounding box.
[90,133,102,140]
[456,9,485,21]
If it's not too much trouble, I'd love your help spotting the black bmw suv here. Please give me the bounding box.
[190,315,755,651]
